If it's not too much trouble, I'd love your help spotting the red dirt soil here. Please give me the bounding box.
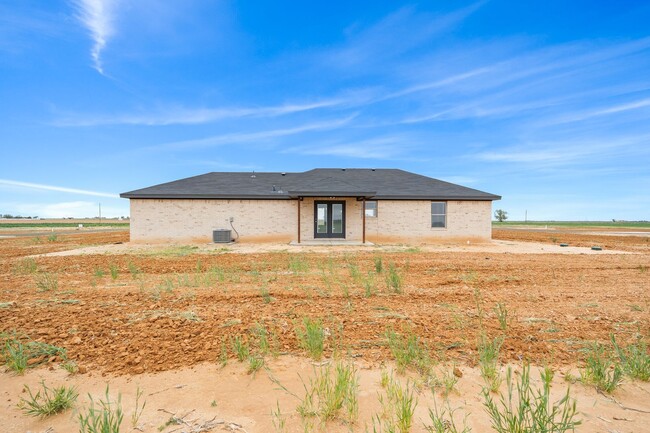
[1,230,648,377]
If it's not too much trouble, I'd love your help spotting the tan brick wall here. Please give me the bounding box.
[129,198,492,243]
[129,199,297,243]
[365,200,493,243]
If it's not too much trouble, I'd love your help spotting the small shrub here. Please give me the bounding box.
[612,335,650,381]
[478,333,503,392]
[35,272,58,292]
[93,267,105,278]
[580,341,623,393]
[483,364,580,433]
[252,323,270,355]
[295,317,325,360]
[78,386,123,433]
[18,381,78,417]
[47,233,58,242]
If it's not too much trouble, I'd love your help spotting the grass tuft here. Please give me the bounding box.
[295,317,326,360]
[18,381,78,417]
[385,327,433,376]
[297,362,359,424]
[612,335,650,381]
[78,386,123,433]
[580,341,623,393]
[35,272,58,292]
[477,333,503,392]
[483,364,580,433]
[1,332,67,374]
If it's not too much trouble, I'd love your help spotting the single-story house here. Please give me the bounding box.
[120,168,500,244]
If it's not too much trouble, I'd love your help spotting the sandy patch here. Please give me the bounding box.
[1,358,648,433]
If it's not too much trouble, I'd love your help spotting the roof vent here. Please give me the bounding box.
[371,168,376,171]
[251,171,256,178]
[272,184,276,191]
[281,172,286,176]
[341,168,346,171]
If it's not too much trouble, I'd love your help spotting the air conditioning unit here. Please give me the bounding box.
[212,229,232,243]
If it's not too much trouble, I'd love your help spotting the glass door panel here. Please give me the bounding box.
[332,204,343,234]
[317,204,328,234]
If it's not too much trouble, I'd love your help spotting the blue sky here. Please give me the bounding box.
[1,1,649,220]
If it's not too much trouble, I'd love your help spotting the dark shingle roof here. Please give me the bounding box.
[120,169,500,201]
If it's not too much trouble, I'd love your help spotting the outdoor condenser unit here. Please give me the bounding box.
[212,229,232,243]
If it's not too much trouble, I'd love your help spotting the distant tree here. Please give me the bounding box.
[494,209,508,222]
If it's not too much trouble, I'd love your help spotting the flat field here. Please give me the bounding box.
[1,229,648,432]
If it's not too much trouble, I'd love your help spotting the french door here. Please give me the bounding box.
[314,201,345,238]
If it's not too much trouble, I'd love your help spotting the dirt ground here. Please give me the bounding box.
[1,229,649,432]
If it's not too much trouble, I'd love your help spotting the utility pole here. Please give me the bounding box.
[98,203,101,224]
[525,210,527,222]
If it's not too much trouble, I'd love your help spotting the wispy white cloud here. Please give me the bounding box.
[53,99,344,126]
[0,179,119,198]
[149,115,357,151]
[545,97,650,125]
[473,134,650,166]
[72,0,118,74]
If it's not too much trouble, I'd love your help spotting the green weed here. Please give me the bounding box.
[127,261,140,279]
[425,397,470,433]
[78,386,123,433]
[1,332,67,374]
[295,317,326,360]
[385,328,432,376]
[494,302,509,331]
[247,355,264,376]
[377,372,417,433]
[14,258,38,274]
[47,233,58,242]
[580,341,623,393]
[612,335,650,381]
[289,256,310,273]
[297,362,359,424]
[18,381,78,417]
[386,263,402,293]
[374,256,383,274]
[483,364,580,433]
[231,336,250,362]
[477,333,503,392]
[271,401,287,433]
[35,272,58,292]
[109,263,119,280]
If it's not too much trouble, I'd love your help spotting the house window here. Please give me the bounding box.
[364,201,377,217]
[431,202,446,228]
